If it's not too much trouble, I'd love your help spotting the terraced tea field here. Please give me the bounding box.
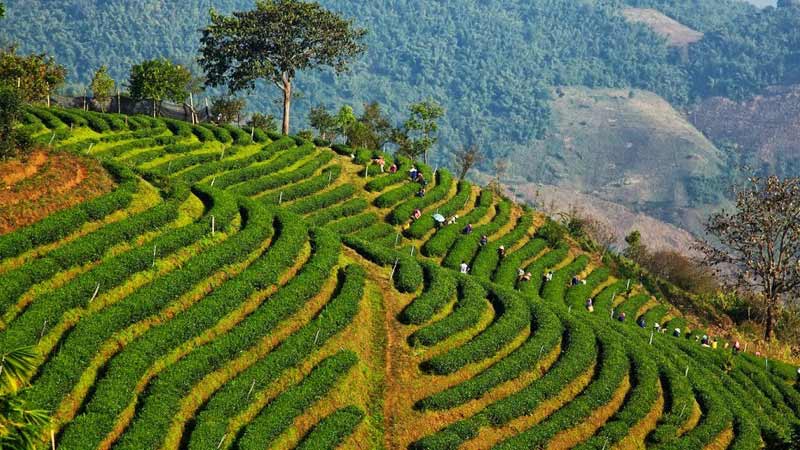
[2,107,799,449]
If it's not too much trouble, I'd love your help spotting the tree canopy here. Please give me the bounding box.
[701,176,800,340]
[90,65,114,112]
[198,0,367,134]
[128,58,191,117]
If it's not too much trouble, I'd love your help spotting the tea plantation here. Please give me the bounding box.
[1,106,798,449]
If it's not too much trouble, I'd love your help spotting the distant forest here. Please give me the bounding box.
[1,0,799,162]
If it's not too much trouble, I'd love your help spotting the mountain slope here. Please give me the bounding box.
[500,87,730,236]
[1,107,798,449]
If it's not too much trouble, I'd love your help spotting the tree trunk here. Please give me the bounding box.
[153,99,157,118]
[281,73,292,135]
[765,300,775,340]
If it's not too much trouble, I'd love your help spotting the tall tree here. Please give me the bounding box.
[358,102,394,149]
[453,144,485,180]
[399,100,444,164]
[701,176,800,340]
[0,2,5,19]
[308,105,338,142]
[248,113,278,133]
[128,58,191,117]
[90,65,115,112]
[0,84,31,160]
[210,96,246,124]
[198,0,367,135]
[0,347,50,450]
[0,46,66,105]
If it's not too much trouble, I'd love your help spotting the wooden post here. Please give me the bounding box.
[51,429,56,450]
[189,92,196,124]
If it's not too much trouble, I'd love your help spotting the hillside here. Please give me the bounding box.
[3,0,800,247]
[690,85,800,178]
[622,8,703,47]
[496,87,730,237]
[0,149,116,233]
[1,107,798,449]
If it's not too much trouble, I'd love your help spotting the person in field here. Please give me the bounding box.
[463,223,473,234]
[460,261,470,274]
[389,163,398,173]
[410,209,422,222]
[586,298,594,312]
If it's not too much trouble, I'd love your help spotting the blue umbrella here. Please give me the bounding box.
[433,214,446,223]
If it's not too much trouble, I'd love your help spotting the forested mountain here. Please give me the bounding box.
[3,0,798,155]
[2,0,800,240]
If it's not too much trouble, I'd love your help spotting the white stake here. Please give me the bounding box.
[626,279,631,290]
[220,148,225,161]
[152,245,158,267]
[649,331,654,345]
[394,233,401,246]
[568,306,572,314]
[410,246,415,257]
[40,319,48,339]
[251,127,255,143]
[51,430,56,450]
[685,366,689,377]
[679,402,688,419]
[246,380,256,400]
[89,283,100,303]
[313,329,321,346]
[538,345,545,360]
[210,177,216,187]
[610,308,615,319]
[279,191,284,205]
[87,143,94,153]
[390,259,399,280]
[328,171,333,186]
[49,132,56,146]
[216,433,227,449]
[211,215,216,235]
[168,161,173,174]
